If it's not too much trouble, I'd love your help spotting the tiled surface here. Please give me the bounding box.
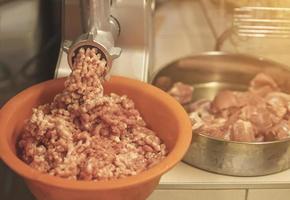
[153,0,215,73]
[148,189,246,200]
[248,189,290,200]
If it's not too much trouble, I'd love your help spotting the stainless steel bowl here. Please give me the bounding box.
[151,51,290,176]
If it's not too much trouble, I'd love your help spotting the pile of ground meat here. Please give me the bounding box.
[18,48,167,180]
[163,73,290,142]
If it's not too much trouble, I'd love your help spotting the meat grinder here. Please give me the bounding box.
[55,0,155,82]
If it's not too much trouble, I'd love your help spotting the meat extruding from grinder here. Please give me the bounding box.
[167,73,290,142]
[17,48,167,181]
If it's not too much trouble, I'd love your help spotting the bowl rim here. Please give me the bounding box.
[194,132,290,145]
[149,51,290,83]
[0,76,192,190]
[150,51,290,145]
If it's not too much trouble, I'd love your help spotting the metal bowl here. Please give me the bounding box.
[151,51,290,176]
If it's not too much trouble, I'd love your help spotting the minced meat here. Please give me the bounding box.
[18,48,167,180]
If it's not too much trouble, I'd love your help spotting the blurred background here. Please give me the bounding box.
[1,0,290,199]
[0,0,61,106]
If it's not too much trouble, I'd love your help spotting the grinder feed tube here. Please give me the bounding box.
[64,0,121,72]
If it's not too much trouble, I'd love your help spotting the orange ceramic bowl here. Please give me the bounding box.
[0,76,192,200]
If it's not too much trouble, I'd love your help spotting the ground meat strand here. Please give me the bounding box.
[18,48,167,180]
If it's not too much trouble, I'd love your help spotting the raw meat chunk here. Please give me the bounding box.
[167,73,290,142]
[168,82,194,104]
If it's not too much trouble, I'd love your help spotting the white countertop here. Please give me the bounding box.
[158,162,290,189]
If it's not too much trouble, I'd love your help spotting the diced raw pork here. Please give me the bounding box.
[168,82,194,104]
[266,120,290,141]
[249,73,279,96]
[167,73,290,142]
[230,120,256,142]
[211,90,239,113]
[189,112,204,130]
[186,99,212,120]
